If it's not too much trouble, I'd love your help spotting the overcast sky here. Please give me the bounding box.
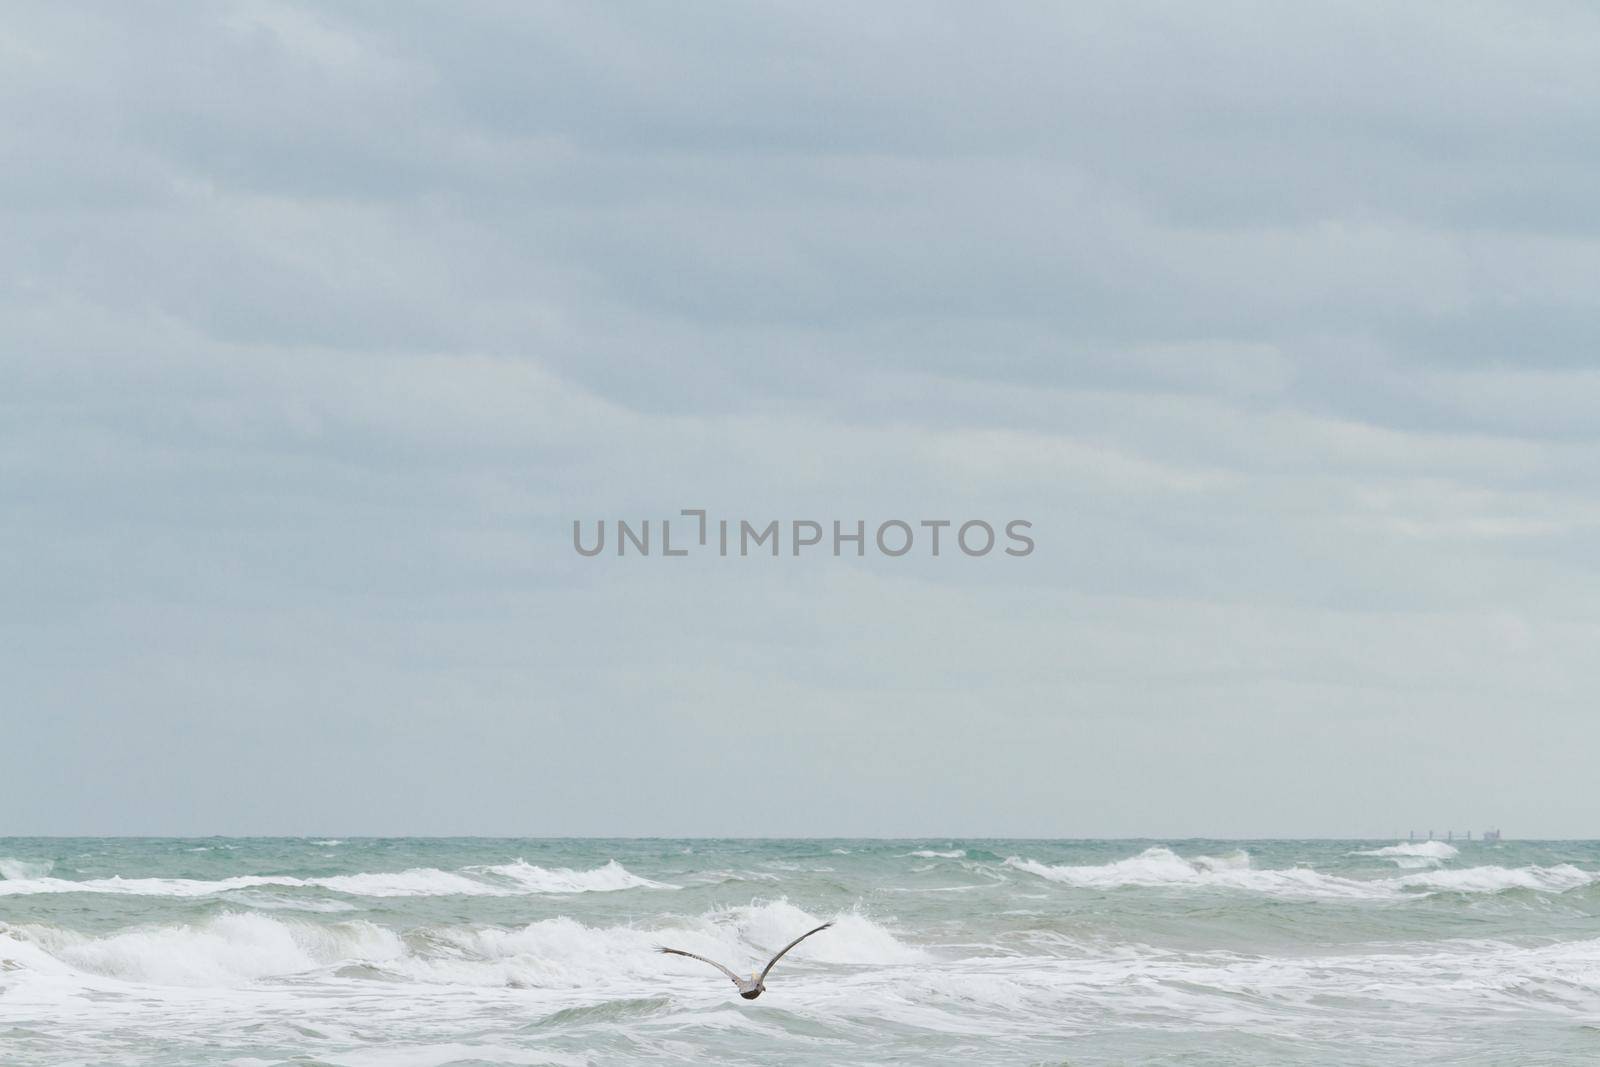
[4,2,1599,837]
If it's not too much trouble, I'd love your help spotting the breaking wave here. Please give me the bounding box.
[469,860,673,893]
[1005,847,1598,900]
[2,914,404,986]
[0,860,674,899]
[1393,864,1593,894]
[1354,841,1459,868]
[0,857,53,881]
[0,900,918,991]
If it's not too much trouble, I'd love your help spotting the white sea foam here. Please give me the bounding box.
[8,921,1600,1066]
[906,850,964,859]
[474,859,675,893]
[0,871,489,898]
[224,890,361,913]
[316,869,507,897]
[1354,841,1460,868]
[2,900,918,993]
[1005,847,1598,900]
[1394,864,1594,894]
[5,914,404,986]
[8,842,1600,1065]
[1191,850,1252,872]
[0,861,674,898]
[1358,841,1460,859]
[0,857,53,880]
[1003,848,1352,893]
[730,899,924,967]
[404,898,922,989]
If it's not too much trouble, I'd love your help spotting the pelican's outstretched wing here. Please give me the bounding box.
[758,921,833,983]
[658,946,742,985]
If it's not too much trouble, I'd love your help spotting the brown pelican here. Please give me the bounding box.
[658,921,833,999]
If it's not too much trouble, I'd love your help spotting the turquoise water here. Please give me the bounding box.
[2,838,1599,1065]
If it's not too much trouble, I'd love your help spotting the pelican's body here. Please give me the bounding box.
[659,921,833,1000]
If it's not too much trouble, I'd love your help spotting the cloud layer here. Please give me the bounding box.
[4,3,1598,834]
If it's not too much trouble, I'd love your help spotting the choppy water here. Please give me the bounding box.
[2,838,1599,1065]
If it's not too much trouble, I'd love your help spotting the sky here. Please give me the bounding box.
[4,2,1599,837]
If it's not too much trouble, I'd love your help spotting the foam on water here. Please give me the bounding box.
[1004,847,1597,899]
[1003,847,1372,897]
[473,860,676,893]
[1354,841,1460,868]
[0,861,672,898]
[0,857,53,880]
[1394,863,1594,894]
[419,899,918,990]
[5,839,1600,1065]
[2,900,918,994]
[5,914,405,986]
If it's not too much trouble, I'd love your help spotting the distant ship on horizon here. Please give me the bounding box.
[1406,829,1501,843]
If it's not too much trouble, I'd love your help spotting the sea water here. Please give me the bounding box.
[2,838,1598,1065]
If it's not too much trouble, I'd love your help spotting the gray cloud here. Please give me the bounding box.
[3,2,1598,835]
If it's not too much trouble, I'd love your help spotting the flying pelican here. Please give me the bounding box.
[658,921,833,999]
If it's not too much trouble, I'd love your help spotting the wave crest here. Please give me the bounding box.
[1005,847,1597,900]
[1006,848,1285,890]
[0,858,53,881]
[1354,841,1460,868]
[472,859,673,893]
[1395,864,1592,894]
[5,914,403,986]
[0,860,675,899]
[2,899,920,992]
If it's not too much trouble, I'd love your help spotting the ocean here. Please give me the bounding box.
[2,838,1597,1065]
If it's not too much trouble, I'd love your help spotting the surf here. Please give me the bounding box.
[0,859,673,898]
